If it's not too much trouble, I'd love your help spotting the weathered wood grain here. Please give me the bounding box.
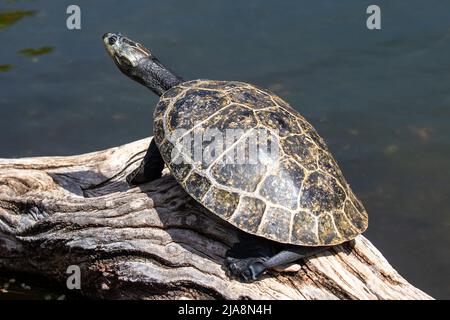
[0,138,432,300]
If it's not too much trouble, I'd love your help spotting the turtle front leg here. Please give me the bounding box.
[127,139,165,185]
[225,243,327,282]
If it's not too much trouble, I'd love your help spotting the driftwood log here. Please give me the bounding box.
[0,137,432,300]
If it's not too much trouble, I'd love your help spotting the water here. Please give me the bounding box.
[1,0,449,299]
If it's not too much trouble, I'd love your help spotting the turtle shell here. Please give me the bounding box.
[153,80,368,246]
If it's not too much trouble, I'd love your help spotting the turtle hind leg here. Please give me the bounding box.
[225,256,267,282]
[225,239,327,283]
[127,139,165,185]
[225,233,280,282]
[263,245,328,269]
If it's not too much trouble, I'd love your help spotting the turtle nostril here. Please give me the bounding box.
[108,35,117,45]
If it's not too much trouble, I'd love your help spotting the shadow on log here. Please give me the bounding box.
[0,138,432,299]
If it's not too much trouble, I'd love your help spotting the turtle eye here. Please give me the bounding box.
[108,36,117,45]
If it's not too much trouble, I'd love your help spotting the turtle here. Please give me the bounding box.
[103,32,368,282]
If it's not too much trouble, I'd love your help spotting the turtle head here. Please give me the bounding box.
[103,32,151,73]
[103,32,183,96]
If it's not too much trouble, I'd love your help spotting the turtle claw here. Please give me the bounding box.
[225,257,267,283]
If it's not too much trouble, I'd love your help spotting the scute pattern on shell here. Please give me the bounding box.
[153,80,368,246]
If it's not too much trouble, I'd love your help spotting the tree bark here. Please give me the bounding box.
[0,138,432,300]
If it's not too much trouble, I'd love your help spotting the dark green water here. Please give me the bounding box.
[1,0,449,299]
